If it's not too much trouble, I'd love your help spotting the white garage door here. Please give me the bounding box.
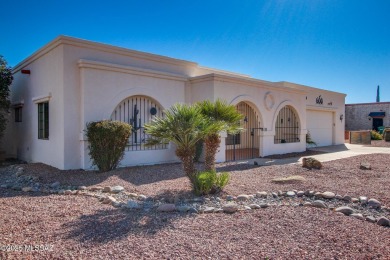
[307,110,334,146]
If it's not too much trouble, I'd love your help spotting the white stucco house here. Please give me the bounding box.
[5,36,346,170]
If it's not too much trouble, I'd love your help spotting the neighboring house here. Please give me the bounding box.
[345,102,390,131]
[4,36,346,170]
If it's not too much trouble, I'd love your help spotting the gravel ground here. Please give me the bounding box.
[368,140,390,148]
[1,154,390,259]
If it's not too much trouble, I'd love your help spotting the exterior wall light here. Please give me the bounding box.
[340,114,344,122]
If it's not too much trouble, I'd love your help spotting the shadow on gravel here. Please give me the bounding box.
[216,163,260,172]
[64,208,191,243]
[0,188,51,198]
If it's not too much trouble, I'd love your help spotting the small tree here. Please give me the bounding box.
[197,99,244,171]
[145,103,221,185]
[85,120,132,172]
[0,56,12,144]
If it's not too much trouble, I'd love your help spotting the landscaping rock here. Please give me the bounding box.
[112,201,122,208]
[244,206,252,211]
[260,203,269,208]
[297,191,304,197]
[272,176,306,184]
[366,216,377,223]
[335,206,354,216]
[110,186,124,193]
[103,186,111,193]
[237,194,250,201]
[360,162,371,170]
[312,200,327,209]
[303,202,312,207]
[314,192,323,198]
[226,195,235,201]
[203,207,215,213]
[64,190,73,195]
[376,217,390,227]
[126,199,141,209]
[214,208,224,213]
[249,204,261,209]
[335,194,343,200]
[138,195,147,201]
[271,192,278,198]
[128,193,138,198]
[157,204,176,212]
[256,191,268,198]
[351,198,359,203]
[50,181,61,189]
[22,187,33,192]
[367,198,381,209]
[78,186,87,190]
[322,191,335,199]
[102,196,116,204]
[222,203,239,214]
[176,205,191,213]
[286,191,296,197]
[350,213,365,221]
[90,186,103,191]
[359,196,368,204]
[343,195,352,202]
[302,157,322,169]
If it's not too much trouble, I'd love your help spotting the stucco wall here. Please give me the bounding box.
[5,36,346,170]
[282,82,346,146]
[6,45,65,168]
[345,103,390,131]
[78,60,186,169]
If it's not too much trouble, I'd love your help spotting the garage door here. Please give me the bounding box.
[307,110,334,146]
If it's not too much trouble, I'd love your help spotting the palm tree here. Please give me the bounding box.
[144,103,220,184]
[197,99,244,171]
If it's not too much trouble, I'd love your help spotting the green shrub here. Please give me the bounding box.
[193,170,230,195]
[306,131,317,146]
[215,171,230,189]
[85,120,132,172]
[371,130,383,140]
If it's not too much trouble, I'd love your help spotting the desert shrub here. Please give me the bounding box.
[193,170,230,195]
[85,120,132,172]
[371,130,383,140]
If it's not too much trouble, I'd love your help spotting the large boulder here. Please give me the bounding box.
[302,157,322,170]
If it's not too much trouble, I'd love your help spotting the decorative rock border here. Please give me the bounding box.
[1,165,389,228]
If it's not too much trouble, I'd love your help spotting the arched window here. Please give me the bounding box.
[110,95,166,150]
[274,105,300,144]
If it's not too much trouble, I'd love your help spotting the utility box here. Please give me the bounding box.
[349,130,371,145]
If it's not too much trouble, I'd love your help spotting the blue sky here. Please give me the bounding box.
[1,0,389,103]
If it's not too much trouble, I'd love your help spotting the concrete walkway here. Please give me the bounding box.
[250,143,390,166]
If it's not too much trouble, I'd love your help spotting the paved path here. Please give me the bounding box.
[251,143,390,166]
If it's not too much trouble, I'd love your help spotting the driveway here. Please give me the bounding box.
[252,143,390,166]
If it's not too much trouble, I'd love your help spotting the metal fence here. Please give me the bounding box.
[274,105,300,144]
[110,96,167,151]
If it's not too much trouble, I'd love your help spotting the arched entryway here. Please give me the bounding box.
[274,105,300,144]
[110,95,167,151]
[225,101,261,161]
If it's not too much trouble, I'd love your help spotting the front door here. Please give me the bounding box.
[225,102,261,161]
[373,118,383,131]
